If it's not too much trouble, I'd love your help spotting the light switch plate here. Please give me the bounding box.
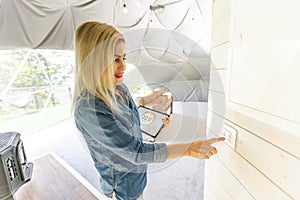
[223,123,237,149]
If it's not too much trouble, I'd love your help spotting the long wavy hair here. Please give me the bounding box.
[72,21,124,112]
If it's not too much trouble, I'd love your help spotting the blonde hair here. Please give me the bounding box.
[72,21,124,112]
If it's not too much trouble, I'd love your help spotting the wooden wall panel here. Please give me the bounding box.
[206,128,293,199]
[207,1,300,199]
[226,107,300,161]
[208,91,226,118]
[211,43,230,70]
[209,69,226,93]
[212,0,232,24]
[211,16,231,47]
[225,120,300,198]
[205,155,254,200]
[204,181,218,200]
[207,110,225,136]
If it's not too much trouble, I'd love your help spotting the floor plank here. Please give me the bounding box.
[15,154,102,200]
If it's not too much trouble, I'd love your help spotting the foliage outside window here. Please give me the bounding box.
[0,50,74,137]
[0,50,152,137]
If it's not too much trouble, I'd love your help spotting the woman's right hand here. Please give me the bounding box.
[166,137,225,160]
[185,137,225,159]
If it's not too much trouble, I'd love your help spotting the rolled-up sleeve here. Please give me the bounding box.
[153,143,168,162]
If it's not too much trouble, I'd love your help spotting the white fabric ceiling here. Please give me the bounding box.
[0,0,212,101]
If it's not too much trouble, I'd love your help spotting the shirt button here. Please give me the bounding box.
[130,123,133,127]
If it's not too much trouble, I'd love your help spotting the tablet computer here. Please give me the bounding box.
[138,106,170,138]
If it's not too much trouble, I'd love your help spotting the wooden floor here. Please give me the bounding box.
[15,154,103,200]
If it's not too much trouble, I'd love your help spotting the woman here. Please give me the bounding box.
[73,21,224,200]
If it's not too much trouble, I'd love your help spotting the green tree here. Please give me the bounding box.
[0,49,74,113]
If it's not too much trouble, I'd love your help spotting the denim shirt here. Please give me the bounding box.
[74,84,168,200]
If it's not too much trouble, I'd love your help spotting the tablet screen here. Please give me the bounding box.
[138,106,169,138]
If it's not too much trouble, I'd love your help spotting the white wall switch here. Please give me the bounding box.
[223,123,237,149]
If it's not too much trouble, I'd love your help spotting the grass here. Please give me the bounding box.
[0,104,71,138]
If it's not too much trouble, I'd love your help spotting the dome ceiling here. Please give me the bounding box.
[0,0,212,101]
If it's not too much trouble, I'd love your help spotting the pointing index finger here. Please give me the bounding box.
[208,137,225,144]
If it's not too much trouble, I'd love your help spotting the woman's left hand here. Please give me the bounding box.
[162,116,171,128]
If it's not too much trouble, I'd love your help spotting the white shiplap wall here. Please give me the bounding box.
[205,0,300,199]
